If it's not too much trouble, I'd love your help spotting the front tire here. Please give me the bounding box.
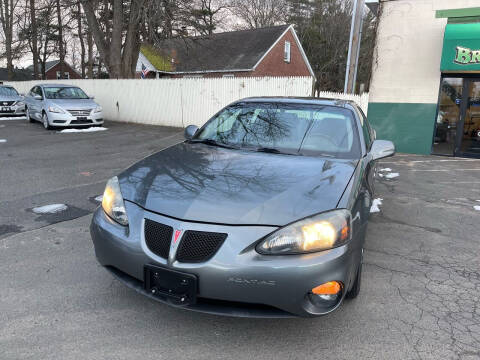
[42,112,51,130]
[26,107,34,123]
[346,252,363,299]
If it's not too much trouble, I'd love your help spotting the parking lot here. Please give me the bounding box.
[1,119,480,360]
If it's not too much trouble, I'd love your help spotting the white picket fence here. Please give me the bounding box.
[5,77,369,127]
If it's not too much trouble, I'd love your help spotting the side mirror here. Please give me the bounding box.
[370,140,395,161]
[90,96,95,100]
[34,95,42,100]
[184,125,199,140]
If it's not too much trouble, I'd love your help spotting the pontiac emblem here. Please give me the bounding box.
[173,229,182,244]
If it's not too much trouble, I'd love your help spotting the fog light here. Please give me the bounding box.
[312,281,341,295]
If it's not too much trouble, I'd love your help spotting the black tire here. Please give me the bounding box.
[26,107,34,123]
[42,112,51,130]
[346,259,362,299]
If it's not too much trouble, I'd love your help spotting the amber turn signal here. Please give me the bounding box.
[312,281,341,295]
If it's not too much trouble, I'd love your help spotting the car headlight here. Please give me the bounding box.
[15,101,25,107]
[93,106,102,113]
[48,106,65,113]
[256,210,351,255]
[102,176,129,226]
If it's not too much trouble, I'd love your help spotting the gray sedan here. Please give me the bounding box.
[24,84,103,129]
[0,85,26,117]
[90,97,395,317]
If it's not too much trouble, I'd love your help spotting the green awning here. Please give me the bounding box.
[441,23,480,72]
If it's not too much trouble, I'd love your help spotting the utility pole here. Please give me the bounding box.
[344,0,365,94]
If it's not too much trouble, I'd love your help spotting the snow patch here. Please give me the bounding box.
[59,127,108,133]
[95,195,103,202]
[474,206,480,211]
[0,139,6,143]
[384,172,399,179]
[370,198,383,213]
[380,168,392,172]
[32,204,68,214]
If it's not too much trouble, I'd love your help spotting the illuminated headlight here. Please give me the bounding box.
[102,176,128,226]
[48,106,65,113]
[256,210,351,254]
[93,106,102,113]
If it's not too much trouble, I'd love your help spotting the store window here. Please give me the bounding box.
[433,78,463,155]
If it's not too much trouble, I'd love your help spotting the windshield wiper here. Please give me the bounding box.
[255,147,298,156]
[190,138,237,149]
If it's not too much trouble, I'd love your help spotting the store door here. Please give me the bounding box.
[433,78,480,157]
[458,79,480,157]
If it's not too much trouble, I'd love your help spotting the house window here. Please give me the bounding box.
[223,74,234,78]
[284,41,291,63]
[64,72,70,79]
[56,71,61,79]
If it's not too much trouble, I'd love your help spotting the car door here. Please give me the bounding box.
[30,86,43,120]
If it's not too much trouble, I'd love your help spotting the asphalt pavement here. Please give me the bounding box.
[1,119,480,360]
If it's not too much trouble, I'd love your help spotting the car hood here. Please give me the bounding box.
[49,99,97,109]
[118,143,358,226]
[0,95,22,102]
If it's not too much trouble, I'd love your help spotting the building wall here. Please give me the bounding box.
[45,63,82,80]
[368,0,480,154]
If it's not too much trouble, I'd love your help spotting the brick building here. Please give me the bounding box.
[136,25,314,79]
[26,60,82,80]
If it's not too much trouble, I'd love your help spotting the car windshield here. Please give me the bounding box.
[44,87,89,99]
[0,86,18,96]
[193,102,361,159]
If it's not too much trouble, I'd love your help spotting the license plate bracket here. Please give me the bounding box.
[144,265,197,306]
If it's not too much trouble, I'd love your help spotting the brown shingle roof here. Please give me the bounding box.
[145,25,291,73]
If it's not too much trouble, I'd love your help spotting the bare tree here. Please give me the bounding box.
[230,0,288,29]
[29,0,39,79]
[81,0,146,78]
[188,0,230,35]
[0,0,21,80]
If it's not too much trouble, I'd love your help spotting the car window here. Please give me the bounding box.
[43,87,89,99]
[33,87,43,98]
[356,107,372,150]
[195,103,362,159]
[0,87,18,96]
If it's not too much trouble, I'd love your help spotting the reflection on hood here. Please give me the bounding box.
[119,142,357,226]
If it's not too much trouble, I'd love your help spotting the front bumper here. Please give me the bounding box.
[0,104,25,117]
[47,110,104,126]
[90,201,359,317]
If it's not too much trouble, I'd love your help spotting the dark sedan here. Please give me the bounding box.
[90,97,395,317]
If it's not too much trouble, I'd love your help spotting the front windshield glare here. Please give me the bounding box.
[44,87,89,99]
[0,87,18,96]
[194,103,361,158]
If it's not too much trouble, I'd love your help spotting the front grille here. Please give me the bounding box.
[0,101,15,106]
[176,231,227,263]
[144,219,173,259]
[71,119,93,124]
[68,109,92,116]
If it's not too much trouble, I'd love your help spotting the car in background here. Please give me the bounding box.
[24,84,103,130]
[0,85,26,118]
[90,97,395,318]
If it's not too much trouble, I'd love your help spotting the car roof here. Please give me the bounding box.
[233,96,358,109]
[38,83,78,88]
